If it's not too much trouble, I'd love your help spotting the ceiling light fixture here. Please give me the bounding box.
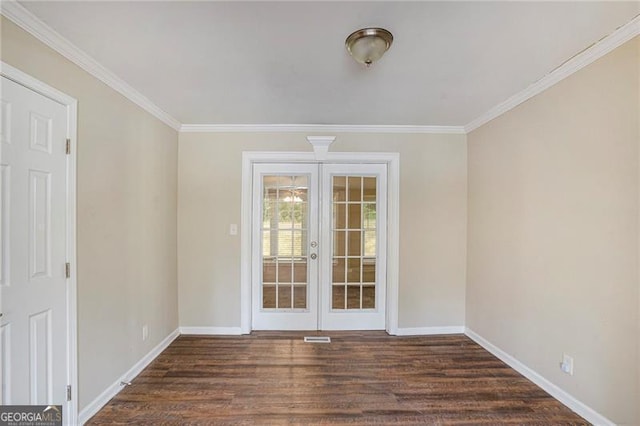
[345,27,393,67]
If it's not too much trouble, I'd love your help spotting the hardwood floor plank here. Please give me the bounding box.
[87,332,589,425]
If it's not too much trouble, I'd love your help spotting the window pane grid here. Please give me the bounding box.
[331,175,376,311]
[261,175,308,311]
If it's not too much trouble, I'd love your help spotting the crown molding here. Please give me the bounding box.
[179,124,466,134]
[465,15,640,133]
[3,0,636,136]
[0,0,181,131]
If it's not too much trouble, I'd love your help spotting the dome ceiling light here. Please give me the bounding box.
[345,27,393,67]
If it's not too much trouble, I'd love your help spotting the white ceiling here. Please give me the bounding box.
[17,1,640,127]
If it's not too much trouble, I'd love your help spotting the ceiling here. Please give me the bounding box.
[17,1,640,127]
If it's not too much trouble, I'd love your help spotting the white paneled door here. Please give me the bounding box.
[1,77,69,407]
[251,163,387,330]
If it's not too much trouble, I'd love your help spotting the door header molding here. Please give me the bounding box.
[240,151,400,164]
[306,136,335,160]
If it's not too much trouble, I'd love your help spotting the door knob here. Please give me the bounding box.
[310,241,318,248]
[310,253,317,260]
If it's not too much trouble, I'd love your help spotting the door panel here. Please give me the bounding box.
[1,76,68,405]
[320,164,387,330]
[252,164,319,330]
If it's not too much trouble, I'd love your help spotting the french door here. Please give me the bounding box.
[251,162,387,330]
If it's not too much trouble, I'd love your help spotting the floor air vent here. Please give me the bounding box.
[304,336,331,343]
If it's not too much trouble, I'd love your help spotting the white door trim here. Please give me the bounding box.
[241,150,400,334]
[1,61,78,424]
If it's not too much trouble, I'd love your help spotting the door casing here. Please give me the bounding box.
[240,151,399,334]
[1,62,78,425]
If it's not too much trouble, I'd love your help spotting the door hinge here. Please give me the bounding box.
[65,262,71,279]
[65,138,71,155]
[66,385,72,401]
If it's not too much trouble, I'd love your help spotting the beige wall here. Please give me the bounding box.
[178,133,467,329]
[467,37,640,425]
[1,18,179,410]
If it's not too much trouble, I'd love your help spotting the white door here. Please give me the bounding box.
[251,162,387,330]
[1,77,69,407]
[319,163,387,330]
[252,163,320,330]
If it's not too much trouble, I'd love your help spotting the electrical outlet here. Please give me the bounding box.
[229,224,238,235]
[142,325,148,341]
[560,354,574,375]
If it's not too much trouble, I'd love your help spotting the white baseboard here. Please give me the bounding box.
[179,326,243,335]
[78,328,180,425]
[394,326,465,336]
[464,328,615,426]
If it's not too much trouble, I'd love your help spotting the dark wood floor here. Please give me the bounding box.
[87,332,588,425]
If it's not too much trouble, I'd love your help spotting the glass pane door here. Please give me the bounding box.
[252,162,386,331]
[252,164,319,330]
[320,163,387,330]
